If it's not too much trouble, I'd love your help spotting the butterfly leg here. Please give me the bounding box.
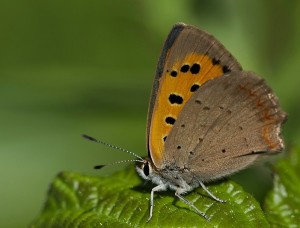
[199,180,226,203]
[175,190,210,220]
[147,184,166,223]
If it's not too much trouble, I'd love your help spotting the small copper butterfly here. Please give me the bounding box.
[84,23,287,222]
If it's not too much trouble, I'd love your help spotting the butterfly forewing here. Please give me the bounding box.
[164,71,286,181]
[147,23,242,168]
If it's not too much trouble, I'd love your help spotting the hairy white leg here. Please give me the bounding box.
[199,181,226,203]
[147,184,166,223]
[175,191,210,220]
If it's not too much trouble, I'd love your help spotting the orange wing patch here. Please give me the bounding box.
[149,53,226,165]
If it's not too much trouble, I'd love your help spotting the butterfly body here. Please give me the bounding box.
[136,157,197,193]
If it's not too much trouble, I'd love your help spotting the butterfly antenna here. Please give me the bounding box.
[94,159,144,170]
[82,134,144,162]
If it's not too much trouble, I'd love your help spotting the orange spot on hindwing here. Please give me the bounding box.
[262,126,277,150]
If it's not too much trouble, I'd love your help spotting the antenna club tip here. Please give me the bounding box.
[94,165,105,169]
[82,134,97,142]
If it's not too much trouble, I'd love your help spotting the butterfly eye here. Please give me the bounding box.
[143,162,150,176]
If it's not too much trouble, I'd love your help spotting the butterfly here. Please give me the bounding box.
[84,22,287,222]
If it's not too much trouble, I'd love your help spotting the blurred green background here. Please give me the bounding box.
[1,0,299,227]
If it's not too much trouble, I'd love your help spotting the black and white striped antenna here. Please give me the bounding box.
[82,134,144,169]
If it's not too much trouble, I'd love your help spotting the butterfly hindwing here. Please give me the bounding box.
[147,23,242,168]
[164,71,287,181]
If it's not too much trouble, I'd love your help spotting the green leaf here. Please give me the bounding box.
[264,147,300,227]
[31,166,269,227]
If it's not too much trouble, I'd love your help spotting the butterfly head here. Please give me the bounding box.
[135,157,156,181]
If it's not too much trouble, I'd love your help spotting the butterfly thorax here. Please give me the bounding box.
[136,157,200,193]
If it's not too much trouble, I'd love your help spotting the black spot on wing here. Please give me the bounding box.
[222,65,231,73]
[169,94,183,104]
[165,116,176,125]
[190,84,200,92]
[190,63,201,74]
[180,64,190,73]
[212,58,220,65]
[170,70,177,77]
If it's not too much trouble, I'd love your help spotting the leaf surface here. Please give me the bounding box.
[31,166,269,227]
[264,147,300,227]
